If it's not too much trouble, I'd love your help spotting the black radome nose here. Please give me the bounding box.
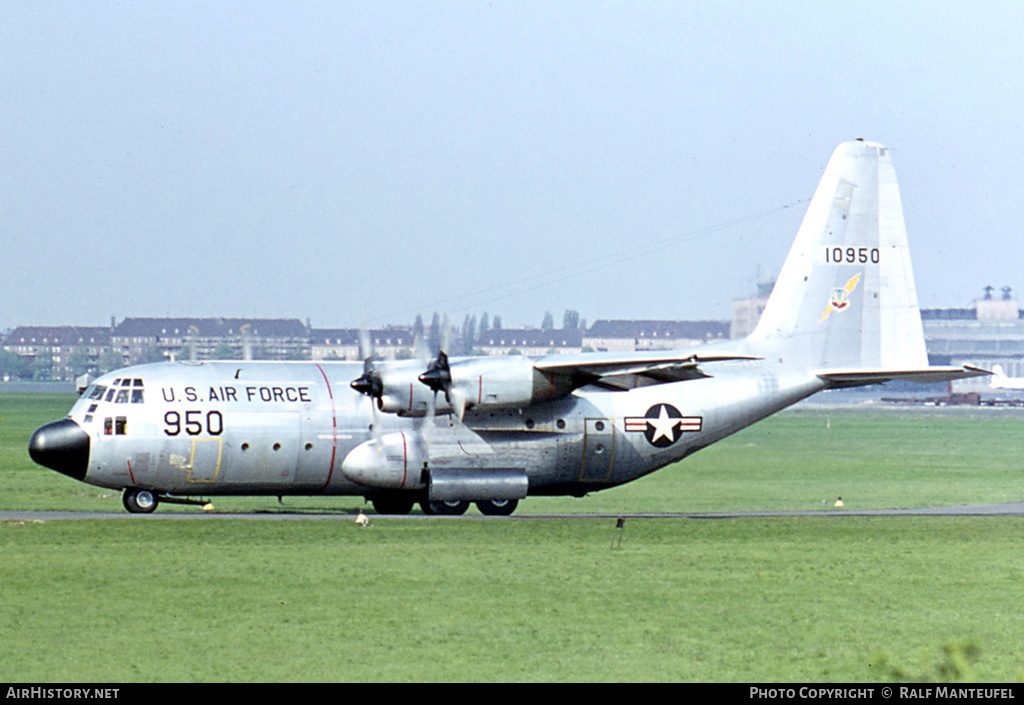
[29,419,90,481]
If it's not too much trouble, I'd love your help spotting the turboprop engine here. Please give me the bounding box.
[352,362,437,417]
[352,354,575,418]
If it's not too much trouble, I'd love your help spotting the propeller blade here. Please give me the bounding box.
[414,330,431,366]
[410,386,434,464]
[449,388,467,422]
[440,313,453,357]
[358,325,372,361]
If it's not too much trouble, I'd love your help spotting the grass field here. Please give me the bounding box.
[2,392,1024,682]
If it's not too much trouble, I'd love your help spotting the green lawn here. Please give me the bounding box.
[2,516,1022,682]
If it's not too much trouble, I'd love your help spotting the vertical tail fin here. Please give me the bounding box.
[747,140,928,370]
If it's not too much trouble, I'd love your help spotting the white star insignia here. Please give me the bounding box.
[647,405,681,443]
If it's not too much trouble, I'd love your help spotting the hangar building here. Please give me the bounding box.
[923,287,1024,392]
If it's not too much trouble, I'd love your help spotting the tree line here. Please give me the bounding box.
[417,309,584,356]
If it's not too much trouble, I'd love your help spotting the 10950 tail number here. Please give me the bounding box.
[164,410,223,436]
[825,247,880,264]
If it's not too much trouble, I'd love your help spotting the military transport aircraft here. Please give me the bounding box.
[990,365,1024,390]
[29,140,987,515]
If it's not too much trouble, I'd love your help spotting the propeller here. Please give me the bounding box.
[349,325,387,445]
[418,349,468,421]
[416,318,453,419]
[418,350,451,393]
[350,357,383,399]
[350,326,383,401]
[412,327,448,421]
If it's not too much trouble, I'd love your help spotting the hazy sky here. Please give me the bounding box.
[3,1,1023,330]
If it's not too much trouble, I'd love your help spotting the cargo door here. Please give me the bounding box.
[188,438,223,483]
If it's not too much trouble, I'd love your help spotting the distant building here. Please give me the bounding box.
[110,318,311,363]
[922,287,1024,391]
[311,328,414,361]
[3,326,112,380]
[476,329,583,356]
[730,280,774,339]
[584,320,728,352]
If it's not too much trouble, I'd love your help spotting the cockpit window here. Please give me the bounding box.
[103,416,128,435]
[90,379,144,403]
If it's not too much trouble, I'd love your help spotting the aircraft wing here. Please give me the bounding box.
[816,365,991,388]
[534,352,761,391]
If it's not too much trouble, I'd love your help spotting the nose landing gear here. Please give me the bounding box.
[122,488,159,514]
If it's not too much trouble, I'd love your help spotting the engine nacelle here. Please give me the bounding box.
[371,356,575,417]
[377,383,440,417]
[440,356,574,414]
[341,432,428,490]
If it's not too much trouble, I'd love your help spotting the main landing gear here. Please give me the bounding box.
[370,494,417,516]
[421,499,519,515]
[422,500,471,515]
[476,499,518,516]
[369,495,519,516]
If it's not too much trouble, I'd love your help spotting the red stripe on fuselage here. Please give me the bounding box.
[313,363,337,491]
[401,431,409,488]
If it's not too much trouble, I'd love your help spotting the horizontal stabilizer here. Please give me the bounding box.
[817,365,990,388]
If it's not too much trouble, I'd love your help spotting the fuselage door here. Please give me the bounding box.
[188,438,223,483]
[580,417,615,482]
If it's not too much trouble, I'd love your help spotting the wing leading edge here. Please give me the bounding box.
[532,353,990,393]
[534,352,761,391]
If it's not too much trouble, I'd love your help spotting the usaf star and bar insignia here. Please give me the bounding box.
[625,403,702,448]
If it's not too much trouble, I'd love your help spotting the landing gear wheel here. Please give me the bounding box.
[123,488,159,514]
[422,500,470,516]
[371,495,415,515]
[476,499,518,516]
